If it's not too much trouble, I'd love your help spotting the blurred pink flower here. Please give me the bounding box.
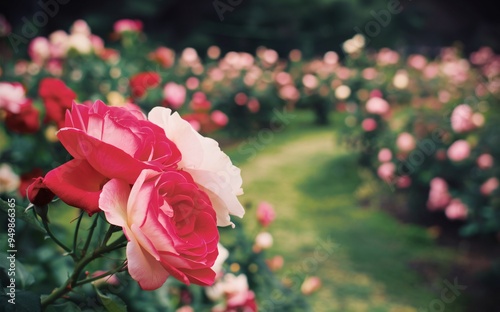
[378,148,392,163]
[377,48,399,65]
[114,19,143,33]
[361,118,377,132]
[396,132,416,152]
[49,30,69,58]
[186,77,199,90]
[302,74,319,89]
[91,270,120,286]
[247,98,260,113]
[256,201,276,227]
[0,82,26,113]
[234,92,248,106]
[366,97,390,115]
[301,276,322,295]
[377,162,395,183]
[477,154,494,169]
[427,177,451,211]
[480,177,499,196]
[211,110,229,127]
[266,255,284,271]
[451,104,475,133]
[396,175,412,189]
[447,140,470,162]
[28,37,51,64]
[362,67,378,80]
[445,199,468,220]
[254,232,273,251]
[70,20,91,36]
[408,54,427,70]
[162,82,186,109]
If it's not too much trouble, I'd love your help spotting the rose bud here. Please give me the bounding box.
[27,177,55,206]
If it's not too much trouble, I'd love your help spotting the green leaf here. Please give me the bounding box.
[0,199,46,233]
[95,287,127,312]
[44,298,82,312]
[0,252,35,289]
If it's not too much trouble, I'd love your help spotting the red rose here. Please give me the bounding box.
[19,168,44,197]
[5,100,41,134]
[27,177,55,206]
[129,72,161,98]
[39,78,77,128]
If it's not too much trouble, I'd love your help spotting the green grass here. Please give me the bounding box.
[225,110,465,312]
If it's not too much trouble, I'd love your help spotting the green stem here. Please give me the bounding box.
[72,211,85,259]
[41,219,72,253]
[100,224,118,248]
[81,215,99,257]
[73,262,127,287]
[40,237,127,310]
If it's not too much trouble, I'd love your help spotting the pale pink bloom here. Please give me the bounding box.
[212,243,229,279]
[396,175,412,188]
[0,82,26,113]
[450,104,475,133]
[28,37,50,64]
[336,67,351,80]
[254,232,273,251]
[408,54,427,70]
[148,108,245,226]
[302,74,319,89]
[256,201,276,227]
[49,30,69,58]
[262,49,278,65]
[90,35,104,53]
[67,33,92,54]
[70,20,91,36]
[266,255,284,271]
[427,177,451,211]
[445,199,468,220]
[470,47,493,65]
[362,67,377,80]
[114,19,143,33]
[220,273,256,309]
[366,97,390,115]
[0,164,20,193]
[477,154,494,169]
[323,51,338,65]
[396,132,416,152]
[46,60,63,76]
[377,48,399,65]
[181,48,198,64]
[207,45,221,59]
[186,77,199,90]
[378,148,393,163]
[361,118,377,132]
[176,306,194,312]
[211,110,228,127]
[472,113,485,127]
[279,85,300,101]
[301,276,322,295]
[423,63,439,79]
[438,90,451,103]
[377,162,395,183]
[162,82,186,109]
[247,98,260,113]
[275,72,292,86]
[480,177,499,195]
[447,140,470,162]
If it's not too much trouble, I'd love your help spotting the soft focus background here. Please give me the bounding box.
[1,1,500,312]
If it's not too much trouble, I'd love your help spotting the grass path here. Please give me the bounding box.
[226,112,464,312]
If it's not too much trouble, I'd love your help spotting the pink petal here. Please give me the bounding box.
[126,238,169,290]
[100,179,131,227]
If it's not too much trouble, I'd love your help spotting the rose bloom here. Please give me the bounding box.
[377,162,395,183]
[39,101,181,214]
[163,82,186,109]
[396,132,416,152]
[427,177,451,211]
[408,54,427,70]
[480,177,499,196]
[477,154,494,169]
[361,118,377,132]
[100,169,218,289]
[5,100,40,134]
[149,47,175,68]
[130,72,161,98]
[396,175,412,189]
[247,98,260,113]
[39,78,77,128]
[378,148,392,163]
[28,37,50,64]
[212,243,229,279]
[210,110,229,127]
[0,164,20,193]
[221,274,258,312]
[0,82,26,113]
[301,276,322,295]
[450,104,475,133]
[148,108,245,226]
[447,140,471,162]
[254,232,273,251]
[445,199,468,220]
[256,201,276,227]
[366,97,390,115]
[18,168,43,197]
[114,19,143,33]
[266,255,284,272]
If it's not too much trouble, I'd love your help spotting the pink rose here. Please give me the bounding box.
[28,37,51,64]
[377,162,395,183]
[480,177,499,195]
[407,54,427,70]
[163,82,186,109]
[100,169,218,289]
[366,97,390,115]
[396,132,416,152]
[450,104,475,133]
[445,199,468,220]
[301,276,322,295]
[41,101,181,214]
[396,175,412,189]
[210,110,229,127]
[362,118,377,132]
[477,154,494,169]
[256,201,276,227]
[378,148,392,163]
[148,108,245,226]
[447,140,470,162]
[427,177,451,211]
[114,19,143,33]
[0,82,26,113]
